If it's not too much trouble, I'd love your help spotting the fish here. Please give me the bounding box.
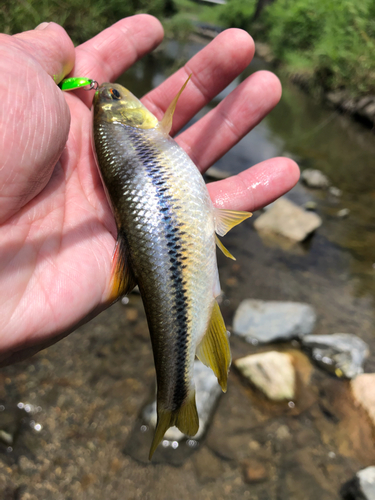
[92,76,251,459]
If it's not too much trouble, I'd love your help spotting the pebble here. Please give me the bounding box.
[242,458,268,484]
[329,186,342,197]
[337,208,350,218]
[301,169,330,189]
[302,333,369,379]
[341,466,375,500]
[254,198,322,242]
[234,351,296,401]
[205,166,231,180]
[233,299,316,344]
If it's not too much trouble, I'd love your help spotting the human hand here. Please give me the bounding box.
[0,15,299,365]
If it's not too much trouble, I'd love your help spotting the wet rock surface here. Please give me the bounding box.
[234,351,296,401]
[302,333,369,379]
[233,299,316,344]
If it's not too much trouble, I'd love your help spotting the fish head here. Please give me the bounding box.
[93,83,158,129]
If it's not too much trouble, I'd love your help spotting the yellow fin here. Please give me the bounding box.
[214,208,252,237]
[215,234,236,260]
[159,74,192,135]
[196,301,231,392]
[149,392,199,460]
[108,230,137,303]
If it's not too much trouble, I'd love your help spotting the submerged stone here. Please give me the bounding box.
[233,299,316,344]
[301,169,330,189]
[254,198,322,242]
[234,351,296,401]
[302,333,369,379]
[143,361,222,442]
[341,466,375,500]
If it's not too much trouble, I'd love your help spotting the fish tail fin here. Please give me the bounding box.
[149,392,199,460]
[196,301,231,392]
[108,229,137,303]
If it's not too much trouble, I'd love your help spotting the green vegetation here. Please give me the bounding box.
[0,0,175,45]
[219,0,375,96]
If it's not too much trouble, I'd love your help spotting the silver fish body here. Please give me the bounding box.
[93,81,249,457]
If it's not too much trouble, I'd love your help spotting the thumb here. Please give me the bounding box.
[0,23,75,224]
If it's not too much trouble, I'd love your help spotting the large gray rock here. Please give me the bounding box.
[143,361,222,442]
[235,351,295,401]
[233,299,316,344]
[254,198,322,242]
[301,169,330,189]
[302,333,369,379]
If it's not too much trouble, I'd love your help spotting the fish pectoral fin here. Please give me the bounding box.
[149,392,199,460]
[196,301,231,392]
[108,230,137,302]
[214,208,252,237]
[159,74,192,136]
[215,234,236,261]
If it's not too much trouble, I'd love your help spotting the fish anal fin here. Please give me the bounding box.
[214,208,252,237]
[108,230,137,303]
[215,234,236,260]
[159,74,192,136]
[196,301,231,392]
[149,392,198,460]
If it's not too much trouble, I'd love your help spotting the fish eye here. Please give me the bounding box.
[110,88,121,100]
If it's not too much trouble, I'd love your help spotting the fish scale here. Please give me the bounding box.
[93,80,250,458]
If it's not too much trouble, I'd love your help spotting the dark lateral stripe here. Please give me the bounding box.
[130,128,189,410]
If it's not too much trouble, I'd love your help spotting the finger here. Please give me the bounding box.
[176,70,282,172]
[141,28,255,136]
[13,22,75,82]
[207,157,300,212]
[72,15,164,108]
[0,24,74,224]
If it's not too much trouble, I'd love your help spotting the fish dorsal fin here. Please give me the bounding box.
[214,208,252,237]
[196,301,231,392]
[149,391,199,459]
[108,230,137,302]
[215,234,236,261]
[159,74,192,136]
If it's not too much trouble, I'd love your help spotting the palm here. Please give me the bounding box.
[0,16,299,364]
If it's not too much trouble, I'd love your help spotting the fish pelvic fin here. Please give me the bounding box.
[215,234,236,261]
[149,392,199,460]
[214,208,252,237]
[108,229,137,303]
[196,301,231,392]
[159,74,192,136]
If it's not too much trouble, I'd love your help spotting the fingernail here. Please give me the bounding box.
[35,22,50,30]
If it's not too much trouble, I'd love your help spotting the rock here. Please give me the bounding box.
[304,201,318,211]
[326,90,347,106]
[341,466,375,500]
[329,186,343,197]
[142,360,222,441]
[192,447,224,483]
[233,299,316,344]
[337,208,350,218]
[302,334,369,379]
[242,458,268,483]
[357,467,375,500]
[234,351,296,401]
[351,374,375,426]
[301,169,330,189]
[254,198,322,242]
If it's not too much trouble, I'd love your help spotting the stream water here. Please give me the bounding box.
[0,37,374,499]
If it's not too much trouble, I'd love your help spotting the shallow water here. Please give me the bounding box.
[1,37,375,499]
